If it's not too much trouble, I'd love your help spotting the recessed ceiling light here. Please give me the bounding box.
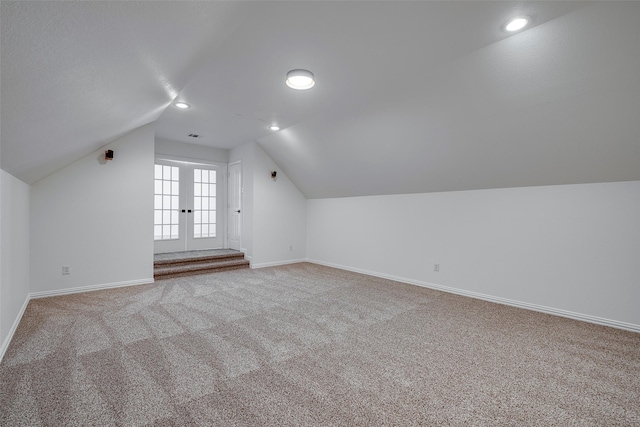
[269,125,280,131]
[504,16,530,32]
[286,69,315,90]
[174,102,190,109]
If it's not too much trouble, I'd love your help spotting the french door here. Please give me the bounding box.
[154,159,226,254]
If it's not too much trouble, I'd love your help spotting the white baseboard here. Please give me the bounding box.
[251,259,306,269]
[29,278,154,299]
[306,259,640,334]
[0,295,30,364]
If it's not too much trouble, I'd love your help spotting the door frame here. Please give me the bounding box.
[227,160,242,251]
[154,155,228,253]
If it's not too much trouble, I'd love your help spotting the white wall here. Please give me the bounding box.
[155,138,229,163]
[1,144,2,355]
[252,143,306,267]
[230,141,307,267]
[30,124,155,295]
[0,170,30,358]
[307,181,640,330]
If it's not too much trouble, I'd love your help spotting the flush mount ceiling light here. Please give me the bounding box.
[174,102,190,109]
[269,125,281,131]
[504,16,531,32]
[286,69,315,90]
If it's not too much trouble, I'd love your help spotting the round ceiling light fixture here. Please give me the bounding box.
[504,16,531,32]
[269,125,280,131]
[174,102,190,109]
[286,69,315,90]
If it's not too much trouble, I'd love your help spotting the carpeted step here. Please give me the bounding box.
[154,251,250,280]
[154,258,250,280]
[154,252,246,269]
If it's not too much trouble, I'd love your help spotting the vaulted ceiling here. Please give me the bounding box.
[2,1,639,198]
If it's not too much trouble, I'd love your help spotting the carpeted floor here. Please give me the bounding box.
[1,263,639,426]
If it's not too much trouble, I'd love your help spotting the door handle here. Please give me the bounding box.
[236,210,241,213]
[181,210,193,213]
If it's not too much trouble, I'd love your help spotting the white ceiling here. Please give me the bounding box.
[1,1,243,184]
[2,1,639,198]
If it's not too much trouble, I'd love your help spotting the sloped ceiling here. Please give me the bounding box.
[2,1,639,197]
[0,1,244,184]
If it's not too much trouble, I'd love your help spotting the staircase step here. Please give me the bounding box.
[154,257,250,280]
[154,252,245,268]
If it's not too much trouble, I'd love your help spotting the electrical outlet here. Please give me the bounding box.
[434,263,440,272]
[62,266,70,275]
[289,245,293,251]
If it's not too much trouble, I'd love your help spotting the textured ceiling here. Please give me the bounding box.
[2,1,639,197]
[0,1,243,184]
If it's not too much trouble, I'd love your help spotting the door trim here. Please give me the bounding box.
[155,154,223,168]
[227,160,242,252]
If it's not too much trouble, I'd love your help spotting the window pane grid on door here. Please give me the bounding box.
[154,164,180,240]
[193,168,216,238]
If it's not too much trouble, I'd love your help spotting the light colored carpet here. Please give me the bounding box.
[1,263,639,426]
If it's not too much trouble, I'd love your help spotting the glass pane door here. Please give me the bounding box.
[154,163,184,253]
[154,160,226,254]
[193,168,217,239]
[186,165,224,250]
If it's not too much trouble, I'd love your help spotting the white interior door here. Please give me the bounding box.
[154,162,183,253]
[228,161,242,251]
[186,165,224,250]
[154,160,226,254]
